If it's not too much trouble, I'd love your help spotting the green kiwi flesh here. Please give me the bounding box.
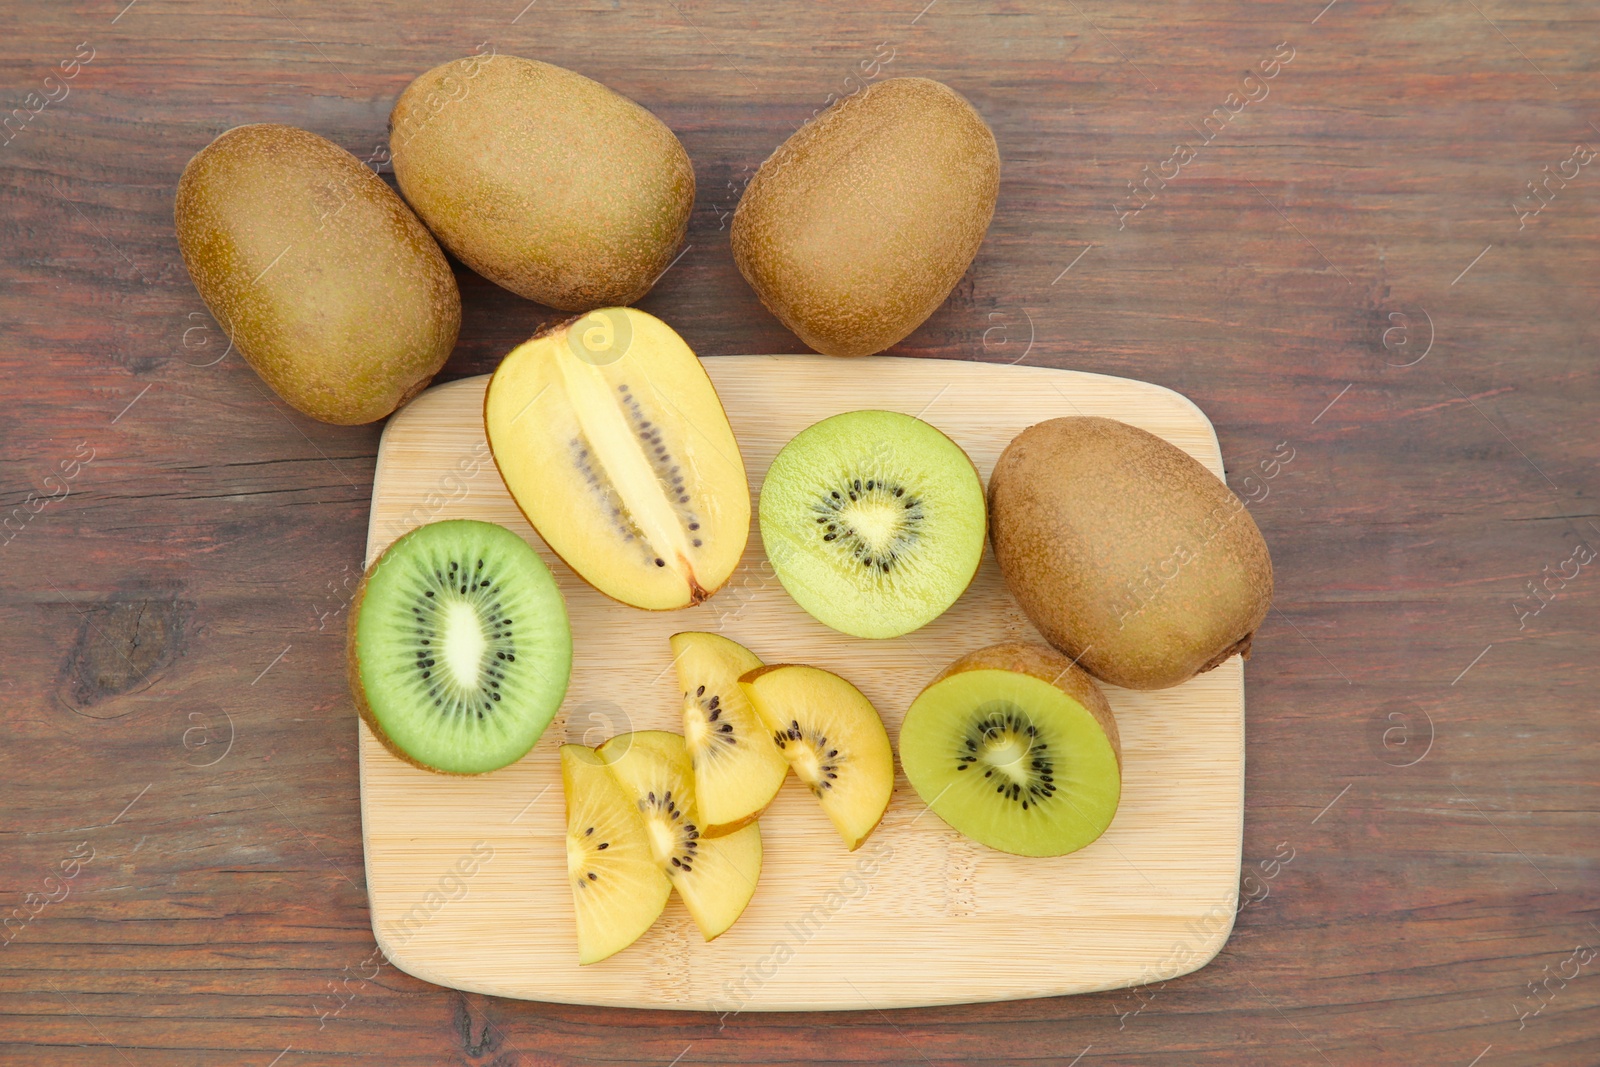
[348,519,572,774]
[758,410,985,639]
[899,642,1121,857]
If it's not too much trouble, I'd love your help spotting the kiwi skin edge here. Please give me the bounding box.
[924,641,1122,771]
[700,809,762,839]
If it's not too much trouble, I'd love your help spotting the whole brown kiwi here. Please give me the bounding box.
[988,417,1274,690]
[174,124,460,425]
[389,53,694,312]
[731,77,999,357]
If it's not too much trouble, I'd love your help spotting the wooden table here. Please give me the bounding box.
[3,2,1595,1063]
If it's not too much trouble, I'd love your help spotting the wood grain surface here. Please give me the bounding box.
[1,0,1595,1063]
[360,361,1243,1011]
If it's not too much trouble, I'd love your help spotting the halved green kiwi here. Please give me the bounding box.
[899,642,1121,857]
[348,519,572,774]
[757,410,986,639]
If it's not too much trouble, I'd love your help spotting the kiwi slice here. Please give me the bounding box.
[758,410,985,639]
[739,664,895,850]
[562,744,671,964]
[669,632,789,835]
[597,731,762,941]
[899,642,1122,858]
[347,519,572,775]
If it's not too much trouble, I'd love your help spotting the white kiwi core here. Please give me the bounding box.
[442,599,487,689]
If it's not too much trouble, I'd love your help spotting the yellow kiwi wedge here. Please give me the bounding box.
[669,632,789,836]
[597,731,763,941]
[739,664,894,851]
[561,744,670,964]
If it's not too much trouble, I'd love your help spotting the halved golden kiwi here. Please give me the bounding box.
[485,308,750,610]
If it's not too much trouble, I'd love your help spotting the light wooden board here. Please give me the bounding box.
[359,355,1245,1012]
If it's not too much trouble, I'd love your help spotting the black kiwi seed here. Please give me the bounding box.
[687,685,739,766]
[957,701,1056,808]
[401,558,523,723]
[772,722,842,797]
[640,787,703,876]
[810,474,924,574]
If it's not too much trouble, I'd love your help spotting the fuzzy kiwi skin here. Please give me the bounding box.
[928,641,1121,767]
[390,54,693,312]
[175,124,460,425]
[731,77,1000,358]
[989,418,1274,691]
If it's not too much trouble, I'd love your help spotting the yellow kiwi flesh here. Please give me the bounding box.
[731,77,1000,357]
[390,53,693,311]
[669,632,789,835]
[596,730,763,941]
[561,744,671,965]
[739,664,894,851]
[988,417,1274,690]
[483,308,750,610]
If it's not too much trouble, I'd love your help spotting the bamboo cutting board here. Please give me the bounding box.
[359,355,1245,1012]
